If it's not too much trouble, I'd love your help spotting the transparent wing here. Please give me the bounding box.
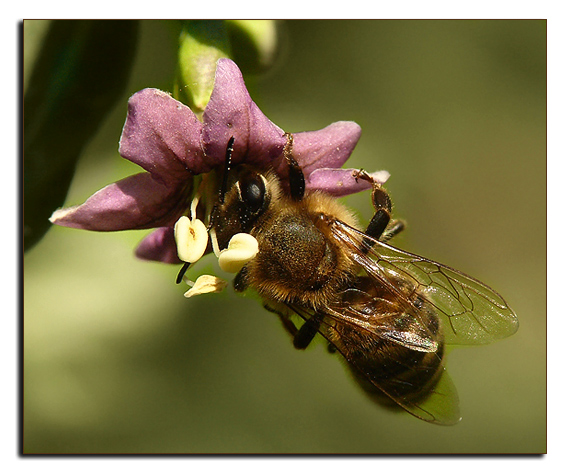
[287,303,461,425]
[328,218,519,345]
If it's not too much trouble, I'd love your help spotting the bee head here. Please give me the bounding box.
[211,138,275,249]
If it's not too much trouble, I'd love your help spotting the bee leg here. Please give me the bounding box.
[365,186,393,240]
[353,170,393,240]
[283,132,305,202]
[277,313,300,339]
[264,302,318,349]
[379,219,406,243]
[265,303,336,354]
[365,209,391,241]
[261,303,304,343]
[293,314,322,350]
[262,301,328,352]
[233,267,249,292]
[358,174,406,243]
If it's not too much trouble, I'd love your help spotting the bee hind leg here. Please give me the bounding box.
[284,313,336,353]
[293,314,323,350]
[379,219,406,243]
[361,175,406,243]
[365,208,391,241]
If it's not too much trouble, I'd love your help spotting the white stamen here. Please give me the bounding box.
[218,233,259,273]
[209,227,221,258]
[174,216,208,263]
[183,274,227,298]
[190,194,200,220]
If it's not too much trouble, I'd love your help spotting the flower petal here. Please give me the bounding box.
[306,168,390,197]
[119,88,208,182]
[135,227,181,264]
[290,121,362,176]
[49,172,191,231]
[202,58,286,168]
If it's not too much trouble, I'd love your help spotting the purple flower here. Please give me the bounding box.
[50,59,386,264]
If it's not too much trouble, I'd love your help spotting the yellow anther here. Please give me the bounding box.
[218,233,259,273]
[174,216,208,263]
[183,275,227,298]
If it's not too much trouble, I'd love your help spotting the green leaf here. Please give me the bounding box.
[24,20,139,251]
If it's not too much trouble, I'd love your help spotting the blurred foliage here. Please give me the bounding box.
[175,20,281,112]
[24,20,139,251]
[225,20,282,75]
[23,20,545,453]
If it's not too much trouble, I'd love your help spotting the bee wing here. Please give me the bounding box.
[394,367,460,425]
[328,218,519,346]
[289,303,461,425]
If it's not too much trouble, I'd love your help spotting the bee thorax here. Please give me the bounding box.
[247,212,347,305]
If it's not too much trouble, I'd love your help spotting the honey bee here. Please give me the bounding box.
[205,136,518,425]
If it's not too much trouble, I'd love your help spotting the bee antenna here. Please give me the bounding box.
[219,137,235,204]
[283,133,305,201]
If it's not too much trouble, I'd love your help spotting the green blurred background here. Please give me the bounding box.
[23,20,545,453]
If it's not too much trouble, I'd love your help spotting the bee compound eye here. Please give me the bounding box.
[241,174,266,212]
